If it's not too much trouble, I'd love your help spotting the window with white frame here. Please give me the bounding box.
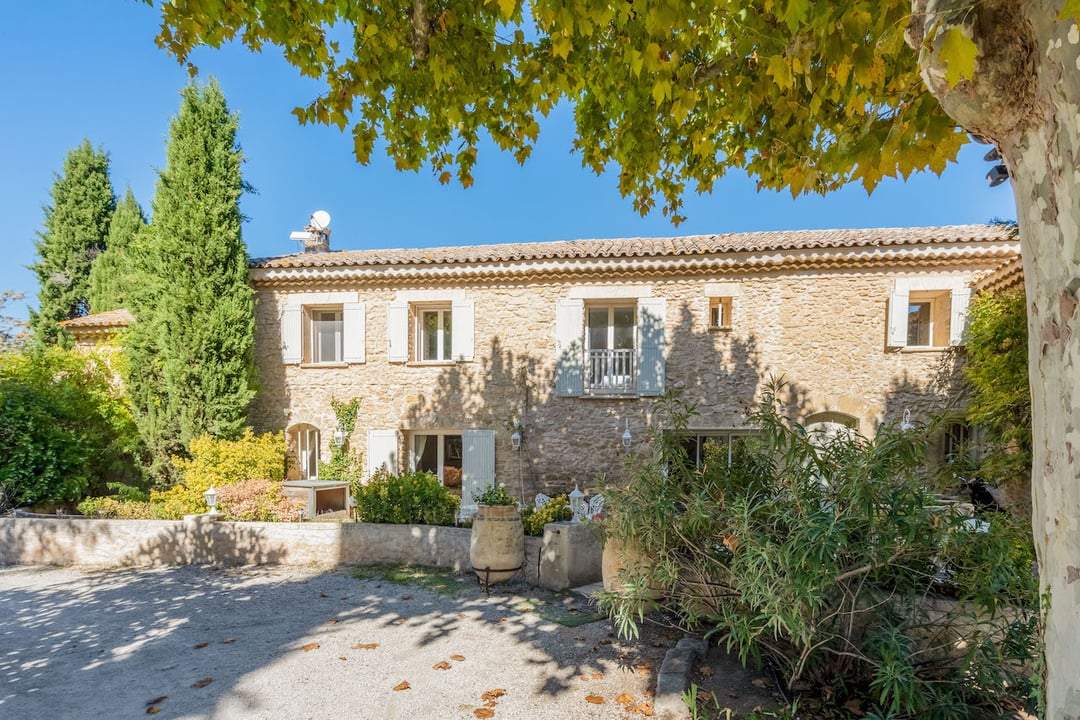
[386,291,474,363]
[280,293,365,365]
[417,305,453,362]
[887,280,970,349]
[679,431,759,469]
[708,297,733,329]
[308,307,343,363]
[411,432,463,490]
[554,290,666,398]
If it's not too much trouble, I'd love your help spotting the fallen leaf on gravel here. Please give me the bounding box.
[394,618,407,624]
[319,593,329,598]
[221,637,236,644]
[615,694,634,706]
[301,643,320,652]
[634,663,651,675]
[401,595,412,600]
[498,618,507,623]
[644,690,654,698]
[194,642,209,649]
[339,656,347,661]
[145,696,167,706]
[474,710,494,719]
[481,689,506,701]
[393,681,411,691]
[699,665,713,677]
[433,661,452,670]
[191,678,213,689]
[751,678,769,689]
[457,612,466,618]
[326,619,338,625]
[585,694,605,704]
[631,702,655,716]
[450,654,465,662]
[353,643,379,650]
[146,707,162,715]
[590,673,602,680]
[483,700,497,708]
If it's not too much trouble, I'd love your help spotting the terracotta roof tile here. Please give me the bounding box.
[59,308,134,328]
[249,224,1014,270]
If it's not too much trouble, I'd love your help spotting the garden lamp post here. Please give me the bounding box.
[569,484,585,524]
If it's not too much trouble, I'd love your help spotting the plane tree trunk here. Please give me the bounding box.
[909,1,1080,715]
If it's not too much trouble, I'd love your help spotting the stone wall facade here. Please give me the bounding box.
[249,257,1001,503]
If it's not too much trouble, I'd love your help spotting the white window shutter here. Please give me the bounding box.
[342,301,366,363]
[386,301,409,362]
[460,429,496,517]
[451,299,474,361]
[554,299,584,397]
[281,306,302,364]
[887,289,910,347]
[636,297,666,396]
[950,288,973,346]
[366,430,399,478]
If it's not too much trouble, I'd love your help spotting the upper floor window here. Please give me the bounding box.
[280,293,365,366]
[555,292,666,399]
[887,280,971,349]
[418,306,453,362]
[586,304,636,395]
[309,307,343,363]
[708,297,733,329]
[386,291,474,363]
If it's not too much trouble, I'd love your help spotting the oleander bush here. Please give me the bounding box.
[353,468,459,526]
[600,385,1038,720]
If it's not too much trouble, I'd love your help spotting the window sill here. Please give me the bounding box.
[299,362,349,369]
[709,325,734,332]
[408,360,458,367]
[897,346,950,353]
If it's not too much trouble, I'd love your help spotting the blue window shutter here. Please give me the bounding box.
[342,301,366,363]
[555,299,584,397]
[636,297,666,396]
[281,306,302,364]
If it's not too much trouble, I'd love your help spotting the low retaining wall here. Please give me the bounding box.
[0,517,560,585]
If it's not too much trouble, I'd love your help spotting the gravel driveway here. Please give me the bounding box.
[0,565,673,720]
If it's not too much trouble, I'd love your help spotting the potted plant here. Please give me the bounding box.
[469,483,524,589]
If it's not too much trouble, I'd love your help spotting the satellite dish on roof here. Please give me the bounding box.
[310,210,331,231]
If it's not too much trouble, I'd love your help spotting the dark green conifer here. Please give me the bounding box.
[89,188,146,313]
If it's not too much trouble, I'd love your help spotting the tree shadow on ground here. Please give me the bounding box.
[0,564,671,719]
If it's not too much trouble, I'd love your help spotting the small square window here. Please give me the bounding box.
[709,297,733,329]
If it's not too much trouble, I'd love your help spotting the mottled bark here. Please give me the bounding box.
[909,1,1080,716]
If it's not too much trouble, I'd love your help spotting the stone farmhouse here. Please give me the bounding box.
[241,224,1020,514]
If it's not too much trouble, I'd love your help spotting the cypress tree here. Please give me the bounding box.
[29,141,115,345]
[125,79,256,482]
[89,188,146,314]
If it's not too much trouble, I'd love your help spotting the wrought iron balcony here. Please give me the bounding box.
[583,348,636,396]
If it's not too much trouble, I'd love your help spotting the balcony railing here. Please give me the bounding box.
[584,348,636,396]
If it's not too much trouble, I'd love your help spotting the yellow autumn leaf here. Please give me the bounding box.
[585,694,606,704]
[552,35,573,60]
[938,26,978,86]
[495,0,515,21]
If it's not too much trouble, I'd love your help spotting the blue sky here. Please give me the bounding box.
[0,1,1015,322]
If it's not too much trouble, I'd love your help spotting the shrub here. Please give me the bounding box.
[353,469,459,526]
[600,385,1038,719]
[151,430,286,519]
[473,482,516,506]
[77,496,156,519]
[216,478,303,522]
[0,346,140,509]
[521,494,573,536]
